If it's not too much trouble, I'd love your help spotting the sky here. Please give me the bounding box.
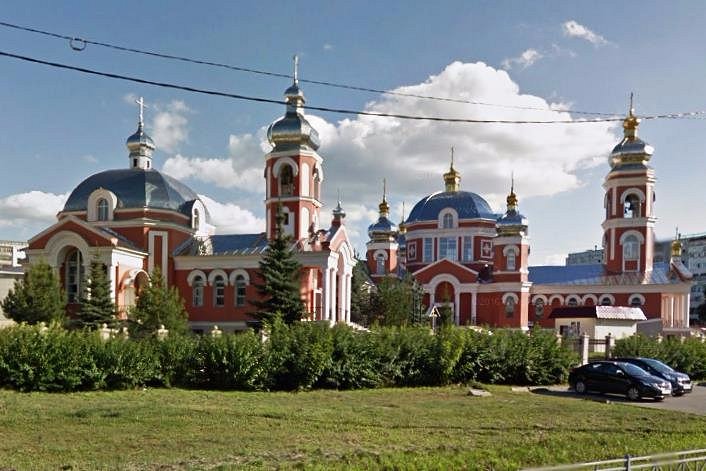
[1,1,706,265]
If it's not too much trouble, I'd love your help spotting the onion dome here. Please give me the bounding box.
[63,169,208,221]
[368,179,398,241]
[126,97,156,170]
[496,179,528,235]
[267,56,320,151]
[610,94,654,171]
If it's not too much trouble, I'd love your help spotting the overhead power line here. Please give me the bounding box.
[0,49,636,124]
[0,19,618,116]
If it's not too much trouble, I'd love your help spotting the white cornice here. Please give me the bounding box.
[265,196,323,208]
[602,217,657,231]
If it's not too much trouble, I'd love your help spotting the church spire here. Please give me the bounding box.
[398,201,407,234]
[506,172,518,211]
[378,178,390,217]
[443,147,461,192]
[126,96,156,170]
[622,92,640,141]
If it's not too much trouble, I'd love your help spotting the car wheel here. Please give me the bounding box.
[655,396,665,402]
[673,391,684,397]
[626,386,640,401]
[575,380,587,394]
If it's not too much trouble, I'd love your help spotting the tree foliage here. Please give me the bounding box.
[75,258,116,330]
[369,275,423,326]
[1,260,66,325]
[252,207,304,324]
[697,285,706,323]
[349,259,372,326]
[129,269,189,338]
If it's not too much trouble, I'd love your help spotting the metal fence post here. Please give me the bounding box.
[605,333,614,359]
[624,454,631,471]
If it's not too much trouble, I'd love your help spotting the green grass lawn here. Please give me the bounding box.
[0,386,705,470]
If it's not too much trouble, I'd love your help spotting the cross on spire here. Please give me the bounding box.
[629,92,634,116]
[293,55,299,84]
[135,96,147,126]
[450,146,455,168]
[383,178,387,202]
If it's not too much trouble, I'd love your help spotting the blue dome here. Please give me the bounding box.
[367,216,398,238]
[406,191,497,223]
[63,168,208,220]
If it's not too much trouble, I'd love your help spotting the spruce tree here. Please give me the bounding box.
[1,260,66,324]
[350,259,371,326]
[75,257,116,329]
[253,206,305,324]
[129,268,188,338]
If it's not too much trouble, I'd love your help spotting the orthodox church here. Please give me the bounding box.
[25,72,356,332]
[366,102,693,335]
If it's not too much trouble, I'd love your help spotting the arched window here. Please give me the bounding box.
[505,297,516,318]
[442,213,454,229]
[624,194,641,218]
[376,253,386,275]
[506,251,516,271]
[623,235,639,261]
[213,275,225,307]
[605,193,611,219]
[534,298,545,319]
[65,249,84,303]
[97,199,109,221]
[235,275,246,307]
[600,296,613,306]
[280,165,294,196]
[192,275,204,307]
[629,295,644,307]
[567,297,579,307]
[313,168,321,200]
[193,209,200,230]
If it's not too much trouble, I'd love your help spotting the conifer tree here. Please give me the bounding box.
[253,205,305,324]
[1,260,66,324]
[75,257,116,329]
[350,259,372,326]
[129,268,188,338]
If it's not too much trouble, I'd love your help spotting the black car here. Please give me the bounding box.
[614,357,692,396]
[568,361,672,401]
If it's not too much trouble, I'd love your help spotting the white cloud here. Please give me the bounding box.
[542,253,568,266]
[198,194,265,234]
[562,20,609,46]
[323,43,334,51]
[0,191,67,228]
[501,49,543,70]
[81,154,98,163]
[150,100,190,153]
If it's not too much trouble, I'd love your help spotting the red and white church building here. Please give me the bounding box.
[25,75,356,332]
[366,105,693,334]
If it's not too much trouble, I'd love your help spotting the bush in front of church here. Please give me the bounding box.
[1,260,66,326]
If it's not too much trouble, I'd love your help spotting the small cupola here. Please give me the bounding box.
[609,93,654,170]
[443,147,461,192]
[267,56,321,151]
[126,97,156,170]
[368,179,398,241]
[496,176,528,236]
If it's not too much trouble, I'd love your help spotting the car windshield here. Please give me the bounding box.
[641,358,674,374]
[620,363,650,376]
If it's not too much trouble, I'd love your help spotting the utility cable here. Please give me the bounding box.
[0,19,619,116]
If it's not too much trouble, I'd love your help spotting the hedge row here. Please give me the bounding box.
[613,335,706,379]
[0,320,577,392]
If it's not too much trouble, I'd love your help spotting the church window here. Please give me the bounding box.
[279,165,294,196]
[567,297,579,307]
[65,249,84,303]
[423,238,433,262]
[624,194,641,218]
[192,276,204,307]
[376,253,386,275]
[623,235,639,261]
[408,243,417,260]
[505,296,516,318]
[193,209,200,230]
[235,275,246,307]
[605,194,611,219]
[442,213,454,229]
[96,199,109,221]
[630,296,643,307]
[506,251,516,270]
[313,168,321,200]
[439,237,457,261]
[213,274,225,307]
[534,298,545,319]
[599,296,613,306]
[463,236,473,262]
[133,158,137,168]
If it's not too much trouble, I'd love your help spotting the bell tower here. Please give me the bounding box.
[366,179,399,279]
[601,95,656,274]
[264,56,323,241]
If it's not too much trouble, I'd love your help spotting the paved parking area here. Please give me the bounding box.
[535,383,706,415]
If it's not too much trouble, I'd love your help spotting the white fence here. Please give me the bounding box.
[522,448,706,470]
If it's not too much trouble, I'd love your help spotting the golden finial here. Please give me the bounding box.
[378,178,390,216]
[623,92,640,140]
[671,227,683,258]
[443,147,461,192]
[399,201,407,234]
[506,172,518,209]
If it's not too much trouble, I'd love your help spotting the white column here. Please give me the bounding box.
[345,273,352,323]
[330,268,338,322]
[454,290,461,325]
[686,293,691,328]
[322,268,331,321]
[471,291,477,325]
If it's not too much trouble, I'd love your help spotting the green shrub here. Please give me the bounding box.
[93,337,160,390]
[197,332,266,390]
[154,334,201,388]
[318,324,383,389]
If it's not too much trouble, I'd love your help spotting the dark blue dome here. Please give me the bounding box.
[63,168,208,220]
[406,191,497,223]
[367,216,398,238]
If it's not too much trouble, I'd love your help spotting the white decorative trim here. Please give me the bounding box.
[619,230,645,244]
[148,231,168,278]
[502,245,520,256]
[619,187,646,204]
[548,294,565,305]
[207,269,229,286]
[502,292,519,304]
[629,293,646,305]
[581,294,598,305]
[531,294,548,304]
[598,294,616,305]
[438,208,459,229]
[372,249,389,260]
[565,294,582,306]
[186,270,207,287]
[228,269,250,285]
[87,188,118,222]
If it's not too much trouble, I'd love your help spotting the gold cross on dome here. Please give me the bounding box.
[135,96,147,125]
